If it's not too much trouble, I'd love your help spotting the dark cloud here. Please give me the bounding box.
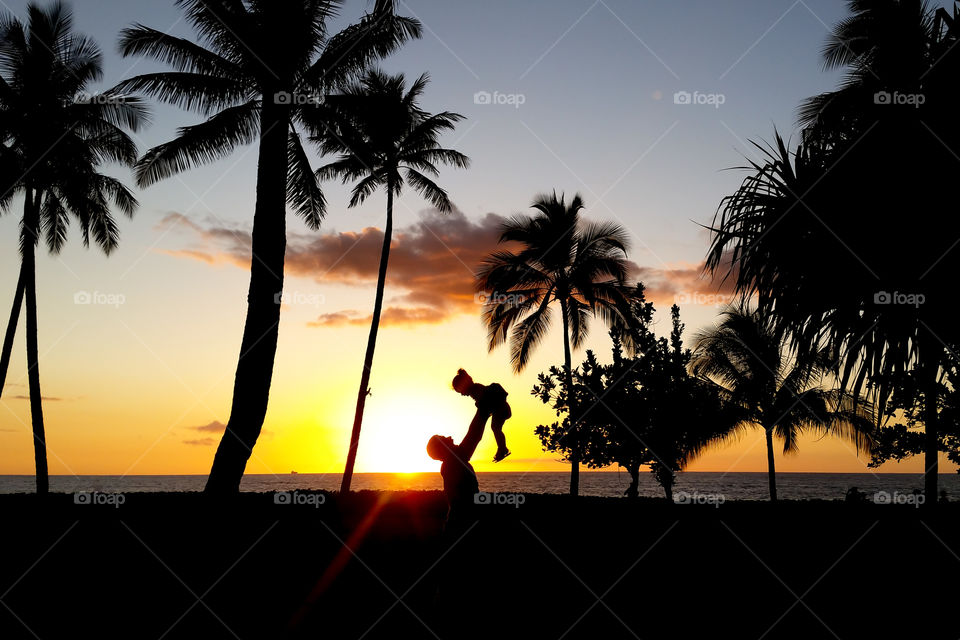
[159,210,738,327]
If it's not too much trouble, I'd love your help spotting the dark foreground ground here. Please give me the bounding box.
[0,491,957,640]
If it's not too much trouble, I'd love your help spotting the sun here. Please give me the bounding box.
[354,389,466,473]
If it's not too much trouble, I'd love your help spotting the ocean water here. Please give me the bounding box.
[0,472,957,500]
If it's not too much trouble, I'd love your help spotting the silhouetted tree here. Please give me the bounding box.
[478,193,638,495]
[690,308,874,501]
[116,0,421,494]
[535,293,732,500]
[309,70,468,493]
[0,1,146,493]
[868,361,960,472]
[708,1,960,502]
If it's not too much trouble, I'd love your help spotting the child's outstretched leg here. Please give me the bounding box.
[491,404,511,462]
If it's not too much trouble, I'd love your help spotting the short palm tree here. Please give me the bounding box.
[691,308,874,501]
[477,192,637,495]
[310,69,469,493]
[116,0,421,494]
[0,1,147,493]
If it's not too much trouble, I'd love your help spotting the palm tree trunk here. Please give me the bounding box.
[341,182,394,493]
[0,265,25,399]
[765,426,777,502]
[923,366,939,506]
[662,473,674,503]
[560,297,578,496]
[625,463,639,498]
[23,189,48,494]
[205,99,290,494]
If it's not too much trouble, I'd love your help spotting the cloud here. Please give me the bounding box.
[182,420,271,443]
[307,306,449,328]
[630,251,738,307]
[189,420,227,433]
[161,208,503,325]
[159,209,739,328]
[4,382,67,402]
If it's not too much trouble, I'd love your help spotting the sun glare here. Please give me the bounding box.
[354,391,464,473]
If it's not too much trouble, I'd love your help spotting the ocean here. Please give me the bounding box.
[0,471,956,500]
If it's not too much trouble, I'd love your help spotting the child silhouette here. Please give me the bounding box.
[452,368,512,462]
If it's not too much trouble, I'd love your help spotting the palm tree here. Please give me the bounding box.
[691,308,874,501]
[310,69,469,493]
[0,1,147,493]
[798,0,934,139]
[116,0,421,494]
[709,1,960,503]
[477,192,637,495]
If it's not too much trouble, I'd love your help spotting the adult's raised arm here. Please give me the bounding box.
[457,408,489,461]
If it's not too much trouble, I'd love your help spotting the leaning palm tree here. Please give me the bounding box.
[691,308,874,501]
[477,193,637,495]
[116,0,421,494]
[310,69,469,493]
[0,1,147,493]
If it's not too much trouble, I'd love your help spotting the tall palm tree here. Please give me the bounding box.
[0,1,147,493]
[310,69,469,493]
[116,0,421,494]
[709,0,960,503]
[691,308,874,501]
[477,193,637,495]
[798,0,934,138]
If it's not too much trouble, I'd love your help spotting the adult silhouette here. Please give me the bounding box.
[426,405,488,528]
